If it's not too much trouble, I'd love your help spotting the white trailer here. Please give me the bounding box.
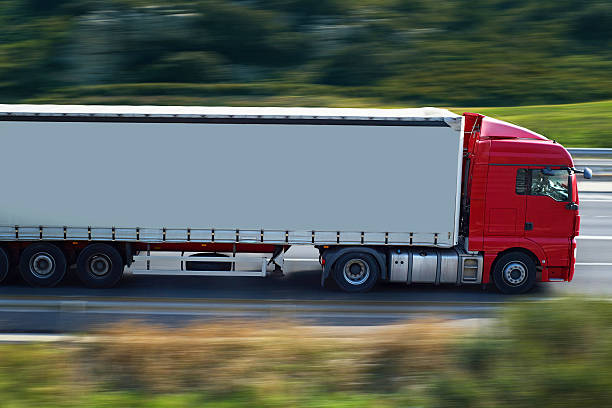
[0,104,479,292]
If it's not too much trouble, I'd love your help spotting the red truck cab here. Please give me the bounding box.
[463,113,581,293]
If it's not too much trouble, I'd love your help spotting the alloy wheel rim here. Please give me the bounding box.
[502,261,527,286]
[343,259,370,285]
[30,252,55,278]
[88,254,112,277]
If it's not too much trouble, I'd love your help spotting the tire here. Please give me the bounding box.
[19,243,67,287]
[185,253,231,271]
[76,244,124,288]
[332,252,379,293]
[492,251,537,294]
[0,247,9,284]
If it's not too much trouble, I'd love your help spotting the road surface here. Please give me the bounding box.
[0,181,610,330]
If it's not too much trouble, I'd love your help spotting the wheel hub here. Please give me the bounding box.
[343,259,370,285]
[89,255,111,277]
[503,261,527,286]
[30,252,55,278]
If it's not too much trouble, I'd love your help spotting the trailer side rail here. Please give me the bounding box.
[0,226,453,247]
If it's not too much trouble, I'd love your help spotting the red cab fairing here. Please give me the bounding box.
[462,113,578,283]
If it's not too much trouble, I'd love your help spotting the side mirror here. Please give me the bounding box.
[584,167,593,179]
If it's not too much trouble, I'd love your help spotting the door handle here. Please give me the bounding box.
[525,222,534,231]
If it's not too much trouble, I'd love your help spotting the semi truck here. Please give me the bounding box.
[0,104,591,294]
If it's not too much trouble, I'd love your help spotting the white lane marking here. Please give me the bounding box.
[595,215,612,218]
[577,236,612,240]
[581,199,612,202]
[576,263,612,266]
[0,334,74,343]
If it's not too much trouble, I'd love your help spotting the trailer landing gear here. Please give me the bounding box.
[268,246,285,278]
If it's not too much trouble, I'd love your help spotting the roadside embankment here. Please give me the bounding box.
[1,298,611,407]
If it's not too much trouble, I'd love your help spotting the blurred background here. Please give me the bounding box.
[2,1,612,407]
[1,0,612,146]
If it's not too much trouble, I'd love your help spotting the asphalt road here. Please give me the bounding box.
[0,181,610,331]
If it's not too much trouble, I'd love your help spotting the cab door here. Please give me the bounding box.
[524,168,575,267]
[484,165,526,240]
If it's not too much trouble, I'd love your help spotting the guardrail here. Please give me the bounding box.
[568,148,612,176]
[568,148,612,157]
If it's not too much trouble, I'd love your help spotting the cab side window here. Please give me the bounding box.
[516,169,528,195]
[516,169,569,202]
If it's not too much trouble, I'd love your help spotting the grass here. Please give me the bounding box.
[456,100,612,148]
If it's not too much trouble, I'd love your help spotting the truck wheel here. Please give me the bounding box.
[76,244,123,288]
[492,251,536,294]
[19,243,67,287]
[186,253,231,271]
[333,252,379,293]
[0,247,9,284]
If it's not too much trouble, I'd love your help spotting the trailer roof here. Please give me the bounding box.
[0,104,460,126]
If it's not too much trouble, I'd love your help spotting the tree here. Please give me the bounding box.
[195,1,311,66]
[143,51,230,83]
[318,44,392,86]
[572,4,612,43]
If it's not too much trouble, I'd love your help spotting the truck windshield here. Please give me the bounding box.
[530,169,569,202]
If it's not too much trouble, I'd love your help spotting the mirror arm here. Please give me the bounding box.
[571,167,593,179]
[566,202,579,211]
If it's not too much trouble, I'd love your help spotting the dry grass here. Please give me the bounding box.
[83,319,459,394]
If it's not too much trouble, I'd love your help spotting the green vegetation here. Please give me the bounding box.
[26,83,612,146]
[1,0,611,146]
[457,99,612,147]
[1,0,612,106]
[2,299,612,407]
